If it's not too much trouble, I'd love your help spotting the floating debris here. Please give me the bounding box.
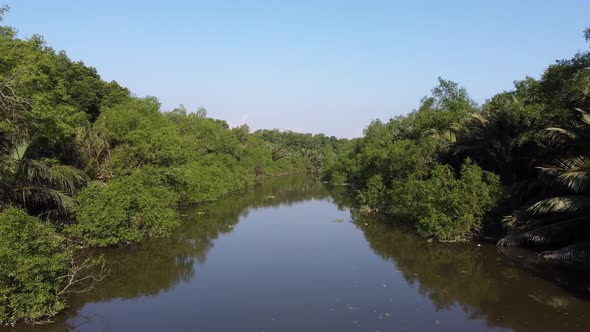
[380,313,392,319]
[346,305,361,311]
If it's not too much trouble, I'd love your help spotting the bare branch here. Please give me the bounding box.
[58,253,108,297]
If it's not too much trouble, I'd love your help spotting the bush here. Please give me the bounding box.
[67,168,179,247]
[0,207,69,325]
[177,155,253,204]
[99,97,185,173]
[358,174,386,209]
[392,160,503,241]
[327,170,348,185]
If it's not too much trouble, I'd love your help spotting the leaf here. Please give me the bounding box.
[527,196,590,215]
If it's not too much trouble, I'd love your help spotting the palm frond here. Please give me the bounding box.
[271,146,287,161]
[538,156,590,193]
[545,127,578,146]
[540,240,590,262]
[574,107,590,125]
[527,196,590,215]
[15,186,76,213]
[9,140,29,162]
[17,160,88,195]
[46,164,89,194]
[498,216,590,250]
[499,107,590,258]
[1,138,88,216]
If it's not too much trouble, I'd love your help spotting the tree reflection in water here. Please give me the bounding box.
[346,205,590,332]
[8,176,590,332]
[28,176,330,331]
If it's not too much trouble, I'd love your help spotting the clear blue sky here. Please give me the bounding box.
[3,0,589,138]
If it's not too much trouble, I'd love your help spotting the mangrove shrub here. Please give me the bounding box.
[67,168,179,247]
[0,207,69,325]
[392,160,502,241]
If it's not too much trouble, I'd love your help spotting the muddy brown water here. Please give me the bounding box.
[7,175,590,331]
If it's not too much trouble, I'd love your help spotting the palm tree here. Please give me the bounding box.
[428,128,456,154]
[75,125,112,179]
[299,147,323,174]
[498,108,590,261]
[271,146,287,161]
[0,139,88,218]
[450,100,536,183]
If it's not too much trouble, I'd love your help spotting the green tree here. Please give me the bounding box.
[450,96,543,183]
[387,160,502,241]
[67,167,180,247]
[0,140,87,218]
[499,108,590,259]
[0,207,69,324]
[409,78,478,137]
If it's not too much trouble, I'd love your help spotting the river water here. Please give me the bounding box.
[13,176,590,331]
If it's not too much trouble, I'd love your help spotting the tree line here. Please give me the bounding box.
[0,9,346,325]
[2,5,588,325]
[323,28,590,262]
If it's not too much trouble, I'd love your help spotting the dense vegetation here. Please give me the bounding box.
[0,207,69,324]
[1,5,589,325]
[324,28,590,257]
[0,10,345,325]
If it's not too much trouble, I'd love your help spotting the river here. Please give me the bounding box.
[11,175,590,331]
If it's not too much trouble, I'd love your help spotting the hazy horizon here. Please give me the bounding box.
[4,0,590,138]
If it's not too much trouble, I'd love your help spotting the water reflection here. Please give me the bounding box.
[347,209,590,332]
[6,176,330,331]
[93,176,331,299]
[5,176,590,332]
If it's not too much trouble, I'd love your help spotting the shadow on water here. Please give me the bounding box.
[6,175,590,331]
[5,176,330,331]
[341,205,590,331]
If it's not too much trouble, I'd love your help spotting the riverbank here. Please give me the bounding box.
[322,34,590,260]
[5,175,589,332]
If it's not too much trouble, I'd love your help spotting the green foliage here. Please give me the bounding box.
[75,124,112,179]
[499,108,590,252]
[326,170,348,185]
[341,124,504,242]
[67,168,179,247]
[100,98,184,173]
[392,160,502,241]
[0,20,126,157]
[352,135,438,190]
[0,11,589,329]
[0,207,69,325]
[450,96,544,182]
[253,129,347,174]
[165,107,240,158]
[408,78,478,137]
[0,139,88,218]
[0,12,349,326]
[326,28,590,253]
[271,146,287,161]
[358,174,387,209]
[177,155,253,204]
